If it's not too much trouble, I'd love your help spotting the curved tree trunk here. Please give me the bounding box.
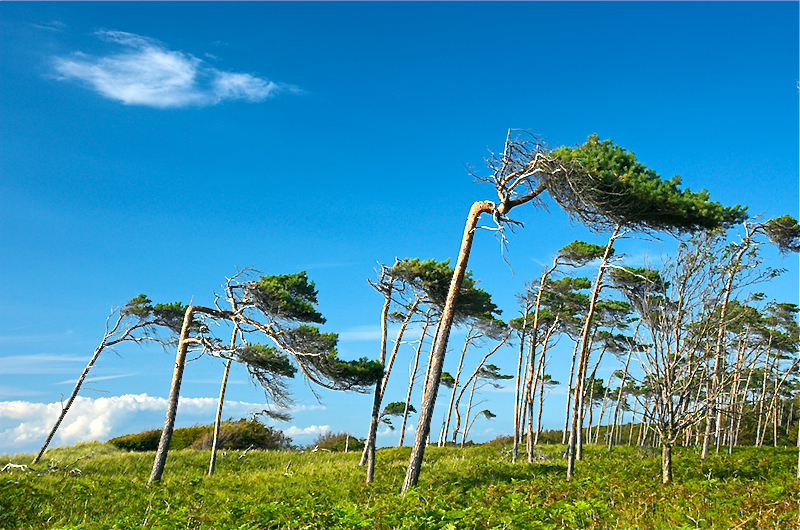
[402,200,492,493]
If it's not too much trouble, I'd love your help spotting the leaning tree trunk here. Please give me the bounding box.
[702,241,748,460]
[562,341,580,445]
[148,305,195,486]
[360,285,392,467]
[208,358,232,476]
[567,224,619,480]
[32,341,107,465]
[442,332,472,447]
[399,315,432,446]
[402,201,493,493]
[366,300,417,484]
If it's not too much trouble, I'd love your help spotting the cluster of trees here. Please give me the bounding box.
[32,130,799,491]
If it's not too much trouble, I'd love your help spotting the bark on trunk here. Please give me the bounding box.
[208,358,232,476]
[148,305,195,486]
[402,201,492,493]
[661,443,673,484]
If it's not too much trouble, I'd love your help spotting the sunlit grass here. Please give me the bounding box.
[1,442,796,529]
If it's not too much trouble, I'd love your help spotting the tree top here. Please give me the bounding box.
[550,134,748,233]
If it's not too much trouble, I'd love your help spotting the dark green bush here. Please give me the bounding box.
[108,418,292,452]
[311,431,364,452]
[191,418,293,450]
[107,429,161,451]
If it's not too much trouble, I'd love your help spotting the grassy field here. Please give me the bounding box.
[1,441,796,529]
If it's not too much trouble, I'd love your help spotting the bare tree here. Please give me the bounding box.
[32,295,185,465]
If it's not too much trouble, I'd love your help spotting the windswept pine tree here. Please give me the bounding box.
[402,130,746,492]
[148,271,383,485]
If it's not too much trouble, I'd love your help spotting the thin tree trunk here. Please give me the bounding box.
[609,344,634,450]
[512,303,531,463]
[366,299,418,484]
[208,358,232,476]
[361,283,392,467]
[562,341,580,445]
[567,224,619,479]
[399,315,432,447]
[148,305,195,486]
[32,341,107,465]
[442,329,473,447]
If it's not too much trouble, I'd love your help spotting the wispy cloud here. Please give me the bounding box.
[338,326,383,342]
[1,353,90,374]
[32,21,66,32]
[53,30,297,108]
[0,394,265,454]
[54,373,139,385]
[284,424,329,437]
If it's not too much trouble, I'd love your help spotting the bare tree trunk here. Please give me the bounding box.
[148,305,195,486]
[32,341,107,465]
[562,341,580,445]
[661,443,673,484]
[534,359,549,445]
[609,345,634,450]
[402,200,493,493]
[442,331,472,447]
[208,358,232,476]
[702,241,749,460]
[399,315,432,447]
[366,300,418,484]
[461,375,478,448]
[32,308,149,465]
[512,311,529,463]
[361,284,392,467]
[567,224,619,480]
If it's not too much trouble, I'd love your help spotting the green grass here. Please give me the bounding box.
[1,442,796,529]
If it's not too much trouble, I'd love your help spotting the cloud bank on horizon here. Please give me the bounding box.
[53,30,296,108]
[0,394,327,455]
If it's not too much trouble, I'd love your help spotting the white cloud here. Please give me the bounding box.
[284,424,329,437]
[0,394,264,455]
[53,30,291,108]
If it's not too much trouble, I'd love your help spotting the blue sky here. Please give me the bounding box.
[1,2,798,455]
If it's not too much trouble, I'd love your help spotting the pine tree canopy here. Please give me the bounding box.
[550,134,748,233]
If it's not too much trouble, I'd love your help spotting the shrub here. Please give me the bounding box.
[191,418,293,450]
[108,418,292,452]
[311,431,364,452]
[108,429,161,451]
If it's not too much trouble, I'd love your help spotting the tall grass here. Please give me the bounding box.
[1,442,796,529]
